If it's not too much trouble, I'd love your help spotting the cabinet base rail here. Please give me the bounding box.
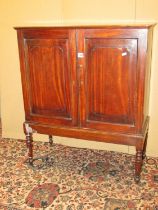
[24,122,148,183]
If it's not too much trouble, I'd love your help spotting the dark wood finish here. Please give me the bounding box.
[81,36,137,131]
[16,25,154,182]
[17,29,78,127]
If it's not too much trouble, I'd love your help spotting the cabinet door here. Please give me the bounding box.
[18,29,78,126]
[77,29,138,132]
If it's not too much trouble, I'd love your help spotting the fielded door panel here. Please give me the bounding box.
[77,29,138,132]
[18,29,78,126]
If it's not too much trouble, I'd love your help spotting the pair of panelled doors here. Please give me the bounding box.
[20,28,138,134]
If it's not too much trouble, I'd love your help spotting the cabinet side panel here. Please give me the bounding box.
[143,28,153,124]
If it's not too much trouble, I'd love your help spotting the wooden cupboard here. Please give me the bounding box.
[15,25,153,182]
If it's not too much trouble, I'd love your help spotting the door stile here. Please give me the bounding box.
[68,29,79,126]
[76,30,86,127]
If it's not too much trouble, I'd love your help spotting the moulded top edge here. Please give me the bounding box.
[14,24,156,30]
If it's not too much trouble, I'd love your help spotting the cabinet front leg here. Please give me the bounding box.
[26,133,33,165]
[24,123,34,165]
[135,149,143,183]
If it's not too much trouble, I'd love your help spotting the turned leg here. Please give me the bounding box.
[143,132,148,160]
[135,149,143,183]
[49,135,53,146]
[24,123,34,165]
[26,132,33,164]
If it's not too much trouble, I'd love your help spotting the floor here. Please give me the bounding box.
[0,123,158,209]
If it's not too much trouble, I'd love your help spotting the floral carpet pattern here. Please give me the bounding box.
[0,136,158,209]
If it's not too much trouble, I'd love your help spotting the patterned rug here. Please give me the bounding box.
[0,138,158,209]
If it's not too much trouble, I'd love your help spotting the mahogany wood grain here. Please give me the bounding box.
[17,29,78,126]
[16,25,154,182]
[84,38,137,129]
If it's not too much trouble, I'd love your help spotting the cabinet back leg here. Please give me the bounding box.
[49,135,53,146]
[143,132,148,160]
